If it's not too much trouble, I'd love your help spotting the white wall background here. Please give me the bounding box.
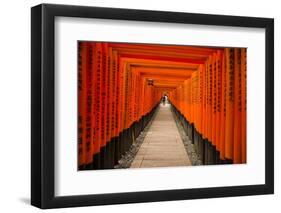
[0,0,279,212]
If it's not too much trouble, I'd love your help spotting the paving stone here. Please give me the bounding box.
[130,104,191,168]
[130,160,143,168]
[140,160,190,168]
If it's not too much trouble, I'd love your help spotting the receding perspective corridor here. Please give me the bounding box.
[78,42,247,170]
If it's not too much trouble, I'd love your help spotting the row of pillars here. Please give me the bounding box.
[80,103,159,170]
[171,104,233,165]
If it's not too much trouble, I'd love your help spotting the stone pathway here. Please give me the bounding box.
[130,103,191,168]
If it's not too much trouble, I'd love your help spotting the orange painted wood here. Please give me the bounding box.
[78,41,247,167]
[93,43,102,154]
[85,43,93,165]
[78,42,87,166]
[112,51,119,138]
[241,49,247,163]
[215,51,223,153]
[104,43,111,144]
[233,49,242,163]
[219,50,226,160]
[212,53,217,146]
[225,48,235,160]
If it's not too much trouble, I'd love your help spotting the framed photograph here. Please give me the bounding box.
[31,3,274,209]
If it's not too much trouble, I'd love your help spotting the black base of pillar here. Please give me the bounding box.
[84,162,93,170]
[114,136,120,165]
[198,135,205,163]
[93,152,101,169]
[104,142,111,169]
[100,146,107,169]
[224,158,233,164]
[110,137,116,168]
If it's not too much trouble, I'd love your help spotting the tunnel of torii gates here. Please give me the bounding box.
[78,42,246,170]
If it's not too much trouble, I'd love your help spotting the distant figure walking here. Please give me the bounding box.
[162,94,168,105]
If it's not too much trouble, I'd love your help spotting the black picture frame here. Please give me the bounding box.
[31,3,274,209]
